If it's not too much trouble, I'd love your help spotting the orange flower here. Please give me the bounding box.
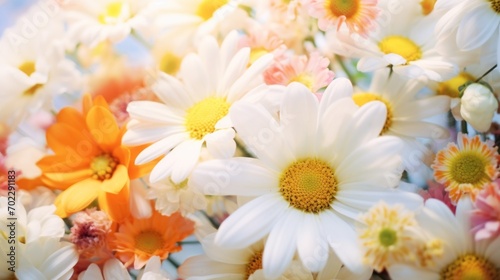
[111,210,194,269]
[37,95,154,221]
[432,133,500,203]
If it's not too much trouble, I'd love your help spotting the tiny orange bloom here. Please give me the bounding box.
[37,95,155,221]
[111,210,194,269]
[432,133,500,203]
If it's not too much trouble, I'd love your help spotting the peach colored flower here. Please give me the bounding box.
[471,182,500,241]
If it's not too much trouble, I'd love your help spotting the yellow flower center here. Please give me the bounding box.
[379,35,422,62]
[290,73,315,91]
[185,97,230,140]
[449,152,488,185]
[159,52,182,75]
[378,228,398,247]
[196,0,228,20]
[135,230,165,254]
[246,251,263,279]
[352,92,393,134]
[441,254,499,280]
[90,154,119,181]
[249,48,268,65]
[19,61,36,76]
[279,158,337,213]
[98,2,130,25]
[326,0,360,18]
[490,0,500,13]
[420,0,437,15]
[437,72,475,98]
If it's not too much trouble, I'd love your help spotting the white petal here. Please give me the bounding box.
[215,193,287,248]
[127,101,184,124]
[202,234,252,265]
[384,53,406,66]
[484,235,500,264]
[123,125,185,146]
[204,129,236,159]
[171,140,204,184]
[357,56,388,72]
[177,255,245,279]
[152,73,194,110]
[227,53,274,102]
[296,214,328,272]
[262,210,299,279]
[40,244,78,280]
[103,259,131,280]
[191,157,277,196]
[319,77,354,117]
[388,264,438,279]
[218,47,250,94]
[135,133,187,165]
[280,82,319,158]
[79,264,103,280]
[393,64,424,78]
[457,5,499,51]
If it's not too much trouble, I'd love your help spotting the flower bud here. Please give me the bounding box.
[460,83,498,132]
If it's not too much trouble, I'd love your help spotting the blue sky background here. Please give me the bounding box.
[0,0,35,35]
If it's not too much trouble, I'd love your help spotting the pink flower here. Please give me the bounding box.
[239,28,288,64]
[419,180,456,213]
[263,52,335,93]
[471,182,500,241]
[303,0,379,36]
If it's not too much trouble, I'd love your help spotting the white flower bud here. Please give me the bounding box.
[460,83,498,132]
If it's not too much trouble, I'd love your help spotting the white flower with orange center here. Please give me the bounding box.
[123,32,276,184]
[64,0,154,47]
[388,198,500,280]
[189,79,423,277]
[328,11,457,81]
[351,70,450,170]
[432,133,500,203]
[434,0,500,67]
[303,0,379,35]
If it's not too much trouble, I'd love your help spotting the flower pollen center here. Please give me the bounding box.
[159,52,181,75]
[490,0,500,13]
[437,72,475,98]
[135,230,165,254]
[378,228,398,247]
[196,0,228,20]
[185,97,230,140]
[290,74,315,91]
[441,254,499,280]
[326,0,360,18]
[246,251,263,279]
[352,92,393,134]
[19,61,36,76]
[279,158,337,213]
[90,154,119,181]
[99,2,130,25]
[450,152,488,184]
[379,35,422,62]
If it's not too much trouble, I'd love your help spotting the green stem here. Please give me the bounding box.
[235,138,254,158]
[335,55,356,85]
[475,64,497,82]
[461,120,468,134]
[167,256,180,268]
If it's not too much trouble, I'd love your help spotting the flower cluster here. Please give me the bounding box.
[1,0,500,279]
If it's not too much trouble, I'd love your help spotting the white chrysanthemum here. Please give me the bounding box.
[388,197,500,279]
[434,0,500,67]
[148,177,207,216]
[352,69,450,170]
[0,16,81,126]
[123,31,278,184]
[78,257,170,280]
[64,0,154,47]
[327,8,457,81]
[190,79,423,277]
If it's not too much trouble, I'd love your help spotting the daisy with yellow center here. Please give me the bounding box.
[350,69,450,171]
[328,5,457,81]
[190,79,423,278]
[432,133,500,203]
[33,95,155,222]
[388,198,500,280]
[64,0,154,47]
[303,0,379,35]
[111,210,194,269]
[123,31,275,184]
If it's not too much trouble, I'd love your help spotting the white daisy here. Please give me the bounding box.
[189,79,423,277]
[352,69,450,171]
[148,177,207,216]
[64,0,154,47]
[327,6,457,81]
[122,31,278,184]
[0,16,81,126]
[388,197,500,279]
[434,0,500,68]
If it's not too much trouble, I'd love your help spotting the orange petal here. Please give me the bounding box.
[54,178,100,217]
[86,105,120,152]
[82,94,93,117]
[56,107,87,132]
[127,144,161,179]
[37,155,91,173]
[113,146,130,167]
[98,183,130,222]
[101,164,129,194]
[46,123,100,157]
[42,169,93,190]
[17,177,43,191]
